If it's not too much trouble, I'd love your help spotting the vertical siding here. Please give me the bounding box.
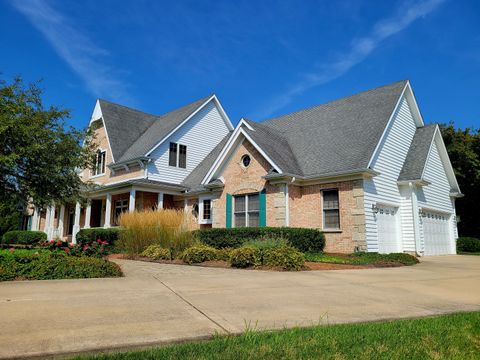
[363,97,417,251]
[147,101,230,184]
[399,186,416,252]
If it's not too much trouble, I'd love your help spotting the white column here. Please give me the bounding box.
[410,183,422,256]
[58,205,65,239]
[44,206,51,236]
[104,193,112,228]
[72,202,81,244]
[129,189,136,212]
[184,198,188,212]
[84,202,91,229]
[49,205,56,240]
[285,183,290,227]
[32,207,39,231]
[157,192,164,210]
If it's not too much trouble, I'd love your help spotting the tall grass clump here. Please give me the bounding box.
[118,209,196,257]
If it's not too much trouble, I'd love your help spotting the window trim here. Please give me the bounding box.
[91,149,107,177]
[199,196,213,224]
[169,142,187,168]
[321,189,341,231]
[113,198,128,226]
[234,193,260,228]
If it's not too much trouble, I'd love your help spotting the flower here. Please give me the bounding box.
[97,239,102,243]
[56,241,62,246]
[64,248,70,253]
[9,248,14,253]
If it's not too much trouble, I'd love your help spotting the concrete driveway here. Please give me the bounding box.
[0,255,479,359]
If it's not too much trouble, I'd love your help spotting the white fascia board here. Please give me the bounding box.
[146,95,223,157]
[201,124,282,184]
[212,94,234,131]
[367,81,423,169]
[86,100,116,163]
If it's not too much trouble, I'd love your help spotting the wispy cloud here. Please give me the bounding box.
[254,0,445,119]
[11,0,133,104]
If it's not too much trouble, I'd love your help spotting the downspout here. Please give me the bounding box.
[410,182,422,256]
[285,183,289,226]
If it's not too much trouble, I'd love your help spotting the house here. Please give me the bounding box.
[29,80,461,256]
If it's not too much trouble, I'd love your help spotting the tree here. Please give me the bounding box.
[439,123,480,238]
[0,77,95,210]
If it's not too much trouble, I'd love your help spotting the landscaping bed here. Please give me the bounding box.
[305,252,419,267]
[74,311,480,360]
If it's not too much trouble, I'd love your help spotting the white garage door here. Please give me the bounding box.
[377,205,401,254]
[423,211,454,255]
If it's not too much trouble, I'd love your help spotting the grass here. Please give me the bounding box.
[304,252,419,266]
[0,249,122,281]
[75,312,480,360]
[459,252,480,256]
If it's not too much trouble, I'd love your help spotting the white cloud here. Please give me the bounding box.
[12,0,133,104]
[255,0,445,119]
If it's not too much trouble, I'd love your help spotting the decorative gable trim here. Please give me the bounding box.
[145,95,234,157]
[89,99,116,163]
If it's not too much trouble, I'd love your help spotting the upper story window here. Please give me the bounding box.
[169,142,187,168]
[234,193,259,227]
[92,150,106,176]
[322,189,340,230]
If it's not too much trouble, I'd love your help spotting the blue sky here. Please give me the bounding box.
[1,0,479,130]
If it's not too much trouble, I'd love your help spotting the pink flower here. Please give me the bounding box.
[83,246,89,251]
[9,248,14,253]
[97,239,102,243]
[64,248,70,253]
[56,241,62,246]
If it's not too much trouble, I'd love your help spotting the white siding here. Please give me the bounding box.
[364,97,417,251]
[147,100,230,184]
[399,186,416,252]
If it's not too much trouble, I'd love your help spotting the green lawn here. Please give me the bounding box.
[459,252,480,256]
[76,312,480,360]
[304,252,419,266]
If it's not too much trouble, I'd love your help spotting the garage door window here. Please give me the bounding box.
[323,190,340,230]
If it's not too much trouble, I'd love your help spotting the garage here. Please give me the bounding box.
[422,210,454,255]
[376,205,401,254]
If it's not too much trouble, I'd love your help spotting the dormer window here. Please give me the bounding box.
[92,150,106,176]
[169,142,187,168]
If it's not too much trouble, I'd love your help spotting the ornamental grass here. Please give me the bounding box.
[118,209,196,256]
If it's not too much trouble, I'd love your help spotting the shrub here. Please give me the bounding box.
[457,237,480,253]
[39,239,68,251]
[0,249,122,281]
[140,245,171,260]
[215,247,234,261]
[244,237,289,251]
[351,252,419,266]
[193,227,325,252]
[118,209,196,257]
[229,246,261,268]
[179,244,218,264]
[2,230,47,245]
[76,228,122,246]
[262,245,305,271]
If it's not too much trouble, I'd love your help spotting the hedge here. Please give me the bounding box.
[1,230,47,245]
[76,227,122,246]
[0,249,122,281]
[179,244,219,264]
[193,227,325,253]
[457,237,480,253]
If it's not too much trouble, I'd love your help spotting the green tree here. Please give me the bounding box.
[439,123,480,238]
[0,76,95,211]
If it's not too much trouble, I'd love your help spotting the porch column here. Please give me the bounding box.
[184,198,188,212]
[49,205,56,240]
[58,205,65,239]
[84,202,91,229]
[129,189,136,212]
[104,193,112,228]
[32,207,40,231]
[44,206,51,236]
[72,202,81,244]
[157,192,164,210]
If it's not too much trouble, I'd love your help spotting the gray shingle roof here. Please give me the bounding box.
[398,124,437,182]
[99,96,212,163]
[254,80,408,177]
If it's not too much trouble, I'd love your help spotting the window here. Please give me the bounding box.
[113,199,128,226]
[203,199,211,220]
[169,142,177,167]
[169,142,187,168]
[323,190,340,229]
[241,154,251,168]
[179,144,187,168]
[234,193,260,227]
[92,150,106,176]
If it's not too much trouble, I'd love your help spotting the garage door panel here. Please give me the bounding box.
[422,211,454,256]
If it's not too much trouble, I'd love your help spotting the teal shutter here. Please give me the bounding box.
[259,189,266,227]
[226,193,232,228]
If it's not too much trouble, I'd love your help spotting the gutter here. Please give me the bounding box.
[263,168,380,184]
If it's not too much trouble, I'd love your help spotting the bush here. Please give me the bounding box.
[179,244,219,264]
[193,227,325,252]
[457,237,480,253]
[244,238,289,251]
[229,246,261,268]
[0,249,122,281]
[1,230,47,245]
[141,245,171,260]
[262,245,305,271]
[215,247,234,261]
[118,209,196,257]
[76,228,122,246]
[351,252,419,266]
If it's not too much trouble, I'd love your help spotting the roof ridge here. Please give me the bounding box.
[98,98,158,117]
[262,79,408,124]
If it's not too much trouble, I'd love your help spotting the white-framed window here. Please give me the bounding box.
[92,149,106,176]
[234,193,259,227]
[113,199,128,226]
[169,142,187,168]
[199,197,213,224]
[322,189,340,230]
